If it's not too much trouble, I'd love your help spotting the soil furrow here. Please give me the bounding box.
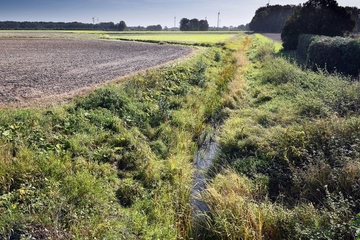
[0,39,192,106]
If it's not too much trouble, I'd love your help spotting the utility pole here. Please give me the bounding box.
[174,16,176,28]
[217,11,220,30]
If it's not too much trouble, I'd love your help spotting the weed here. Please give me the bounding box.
[209,33,360,239]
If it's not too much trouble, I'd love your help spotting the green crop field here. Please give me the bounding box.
[0,30,240,45]
[102,32,239,44]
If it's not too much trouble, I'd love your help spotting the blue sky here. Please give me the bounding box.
[1,0,359,27]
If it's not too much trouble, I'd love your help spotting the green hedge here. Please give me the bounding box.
[296,34,318,60]
[307,36,360,77]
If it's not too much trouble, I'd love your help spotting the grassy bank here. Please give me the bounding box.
[200,34,360,239]
[0,33,241,239]
[3,31,359,239]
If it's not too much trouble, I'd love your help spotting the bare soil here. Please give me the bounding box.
[0,38,192,106]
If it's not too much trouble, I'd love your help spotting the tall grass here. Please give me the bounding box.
[200,170,332,240]
[202,34,360,239]
[0,34,241,239]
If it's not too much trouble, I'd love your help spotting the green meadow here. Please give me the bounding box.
[0,30,239,46]
[102,32,239,45]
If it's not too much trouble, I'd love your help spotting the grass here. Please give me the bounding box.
[104,33,235,43]
[102,32,239,46]
[2,30,360,239]
[200,33,360,239]
[0,30,240,45]
[0,32,241,239]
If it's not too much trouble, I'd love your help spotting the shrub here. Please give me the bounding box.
[253,41,276,61]
[293,69,360,118]
[307,36,360,77]
[258,57,306,85]
[76,87,150,128]
[76,87,127,112]
[296,34,317,60]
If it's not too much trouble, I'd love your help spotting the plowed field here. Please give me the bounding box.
[0,39,191,105]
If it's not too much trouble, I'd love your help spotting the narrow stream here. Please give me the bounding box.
[191,129,218,238]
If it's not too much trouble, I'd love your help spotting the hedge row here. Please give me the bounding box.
[296,34,319,60]
[297,34,360,77]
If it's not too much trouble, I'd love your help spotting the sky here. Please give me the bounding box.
[0,0,359,28]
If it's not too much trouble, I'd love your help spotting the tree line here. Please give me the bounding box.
[179,18,209,31]
[249,5,298,33]
[0,21,127,31]
[0,19,249,32]
[250,3,360,33]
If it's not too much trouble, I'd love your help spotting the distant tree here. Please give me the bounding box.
[281,0,356,50]
[98,22,117,30]
[129,25,146,31]
[180,18,190,31]
[199,20,209,31]
[109,22,115,29]
[189,18,199,31]
[118,20,127,31]
[237,23,250,31]
[180,18,208,31]
[146,24,162,31]
[249,5,298,33]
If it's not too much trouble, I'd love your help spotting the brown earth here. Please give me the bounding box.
[0,38,192,106]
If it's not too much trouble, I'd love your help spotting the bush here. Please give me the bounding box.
[76,87,127,112]
[307,36,360,77]
[258,57,306,85]
[76,87,150,128]
[294,70,360,117]
[268,116,360,205]
[296,34,317,60]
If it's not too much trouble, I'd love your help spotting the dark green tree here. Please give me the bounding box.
[281,0,356,50]
[118,20,127,31]
[180,18,208,31]
[345,6,360,32]
[98,22,117,30]
[146,24,162,31]
[249,5,298,33]
[189,18,199,31]
[180,18,190,31]
[199,20,209,31]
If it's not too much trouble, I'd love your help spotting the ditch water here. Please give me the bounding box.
[191,128,218,238]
